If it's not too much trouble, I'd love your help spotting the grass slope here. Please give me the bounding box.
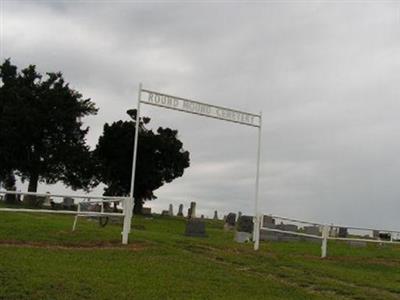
[0,209,399,300]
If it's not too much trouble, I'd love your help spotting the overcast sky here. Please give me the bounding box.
[1,1,399,230]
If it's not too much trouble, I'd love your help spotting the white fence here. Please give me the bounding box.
[258,214,400,257]
[0,190,133,244]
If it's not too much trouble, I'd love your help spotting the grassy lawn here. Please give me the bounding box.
[0,208,399,299]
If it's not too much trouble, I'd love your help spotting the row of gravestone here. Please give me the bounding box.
[185,211,254,240]
[260,216,372,247]
[145,204,391,247]
[158,202,198,218]
[222,212,255,243]
[156,202,221,220]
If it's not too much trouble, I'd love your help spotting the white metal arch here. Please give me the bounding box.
[126,84,263,249]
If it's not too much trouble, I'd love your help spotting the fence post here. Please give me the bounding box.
[122,198,132,244]
[72,202,81,232]
[254,214,262,250]
[321,224,330,258]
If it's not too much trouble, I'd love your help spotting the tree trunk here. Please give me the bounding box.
[24,172,39,206]
[3,172,17,204]
[133,199,143,215]
[27,173,38,192]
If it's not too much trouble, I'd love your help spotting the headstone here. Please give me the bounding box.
[373,230,380,239]
[237,211,242,221]
[190,202,196,218]
[224,213,236,230]
[63,197,74,209]
[213,210,218,220]
[200,214,204,219]
[185,219,207,237]
[303,226,321,236]
[168,204,173,216]
[338,227,348,238]
[141,207,151,216]
[275,224,300,241]
[177,204,184,217]
[234,231,251,243]
[42,192,52,208]
[259,215,279,241]
[379,232,391,241]
[225,213,236,226]
[262,215,275,228]
[187,208,192,219]
[236,215,254,233]
[161,210,170,216]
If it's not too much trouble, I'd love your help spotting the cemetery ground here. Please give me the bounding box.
[0,207,399,299]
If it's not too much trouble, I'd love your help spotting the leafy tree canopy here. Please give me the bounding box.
[94,111,190,213]
[0,59,98,204]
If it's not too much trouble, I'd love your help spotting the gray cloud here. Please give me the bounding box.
[2,1,399,229]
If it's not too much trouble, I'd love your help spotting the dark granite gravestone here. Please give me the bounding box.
[141,207,151,216]
[62,197,74,209]
[379,232,391,241]
[226,213,236,226]
[259,215,279,241]
[338,227,348,238]
[262,215,276,227]
[177,204,184,217]
[185,219,207,237]
[236,215,254,233]
[224,213,237,231]
[234,215,254,243]
[275,223,301,242]
[161,210,170,216]
[303,226,321,236]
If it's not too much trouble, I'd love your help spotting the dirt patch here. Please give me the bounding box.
[0,239,147,251]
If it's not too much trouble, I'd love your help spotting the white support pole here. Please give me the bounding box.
[253,112,263,250]
[122,83,142,245]
[321,224,329,258]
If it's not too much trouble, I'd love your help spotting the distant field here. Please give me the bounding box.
[0,207,399,299]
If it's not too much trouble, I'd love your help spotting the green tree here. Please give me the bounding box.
[1,171,18,204]
[94,111,190,213]
[0,59,98,205]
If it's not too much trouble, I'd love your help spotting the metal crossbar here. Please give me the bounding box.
[0,207,123,217]
[259,214,400,258]
[0,190,128,201]
[0,190,131,244]
[261,227,323,240]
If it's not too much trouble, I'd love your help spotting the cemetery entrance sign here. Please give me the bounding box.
[141,90,261,128]
[129,84,263,250]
